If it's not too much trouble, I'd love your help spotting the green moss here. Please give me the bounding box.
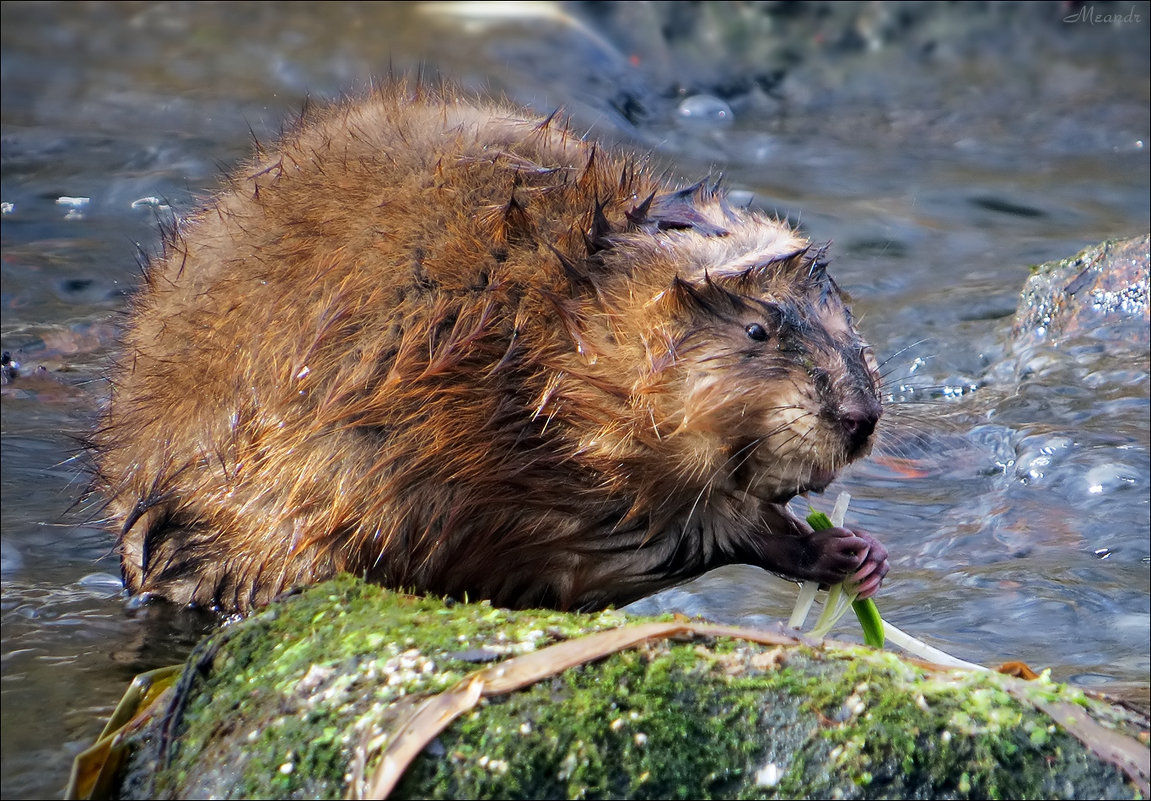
[393,638,823,800]
[146,577,665,799]
[115,576,1144,800]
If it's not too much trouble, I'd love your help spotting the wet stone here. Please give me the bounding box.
[1012,234,1150,350]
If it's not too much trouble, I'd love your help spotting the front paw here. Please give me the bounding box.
[807,526,889,598]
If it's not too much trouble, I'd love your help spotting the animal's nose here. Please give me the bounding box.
[840,398,881,455]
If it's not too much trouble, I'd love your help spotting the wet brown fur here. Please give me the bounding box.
[92,80,884,613]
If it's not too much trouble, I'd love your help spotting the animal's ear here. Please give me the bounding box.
[711,245,822,289]
[648,276,701,317]
[648,274,735,318]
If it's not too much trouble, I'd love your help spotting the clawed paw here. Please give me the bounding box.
[807,526,889,598]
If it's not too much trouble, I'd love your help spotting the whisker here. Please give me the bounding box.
[876,338,933,371]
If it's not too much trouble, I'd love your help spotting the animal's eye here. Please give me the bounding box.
[745,323,769,342]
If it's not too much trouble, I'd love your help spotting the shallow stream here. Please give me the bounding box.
[2,3,1148,798]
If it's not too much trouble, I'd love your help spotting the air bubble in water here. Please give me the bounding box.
[677,94,734,125]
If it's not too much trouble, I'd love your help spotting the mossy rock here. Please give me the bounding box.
[105,575,1146,800]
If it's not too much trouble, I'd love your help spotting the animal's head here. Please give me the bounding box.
[602,188,882,501]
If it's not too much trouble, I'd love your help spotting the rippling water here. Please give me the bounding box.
[2,3,1148,798]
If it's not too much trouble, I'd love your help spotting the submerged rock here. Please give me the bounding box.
[95,576,1147,800]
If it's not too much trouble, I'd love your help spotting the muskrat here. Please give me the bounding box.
[91,80,888,614]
